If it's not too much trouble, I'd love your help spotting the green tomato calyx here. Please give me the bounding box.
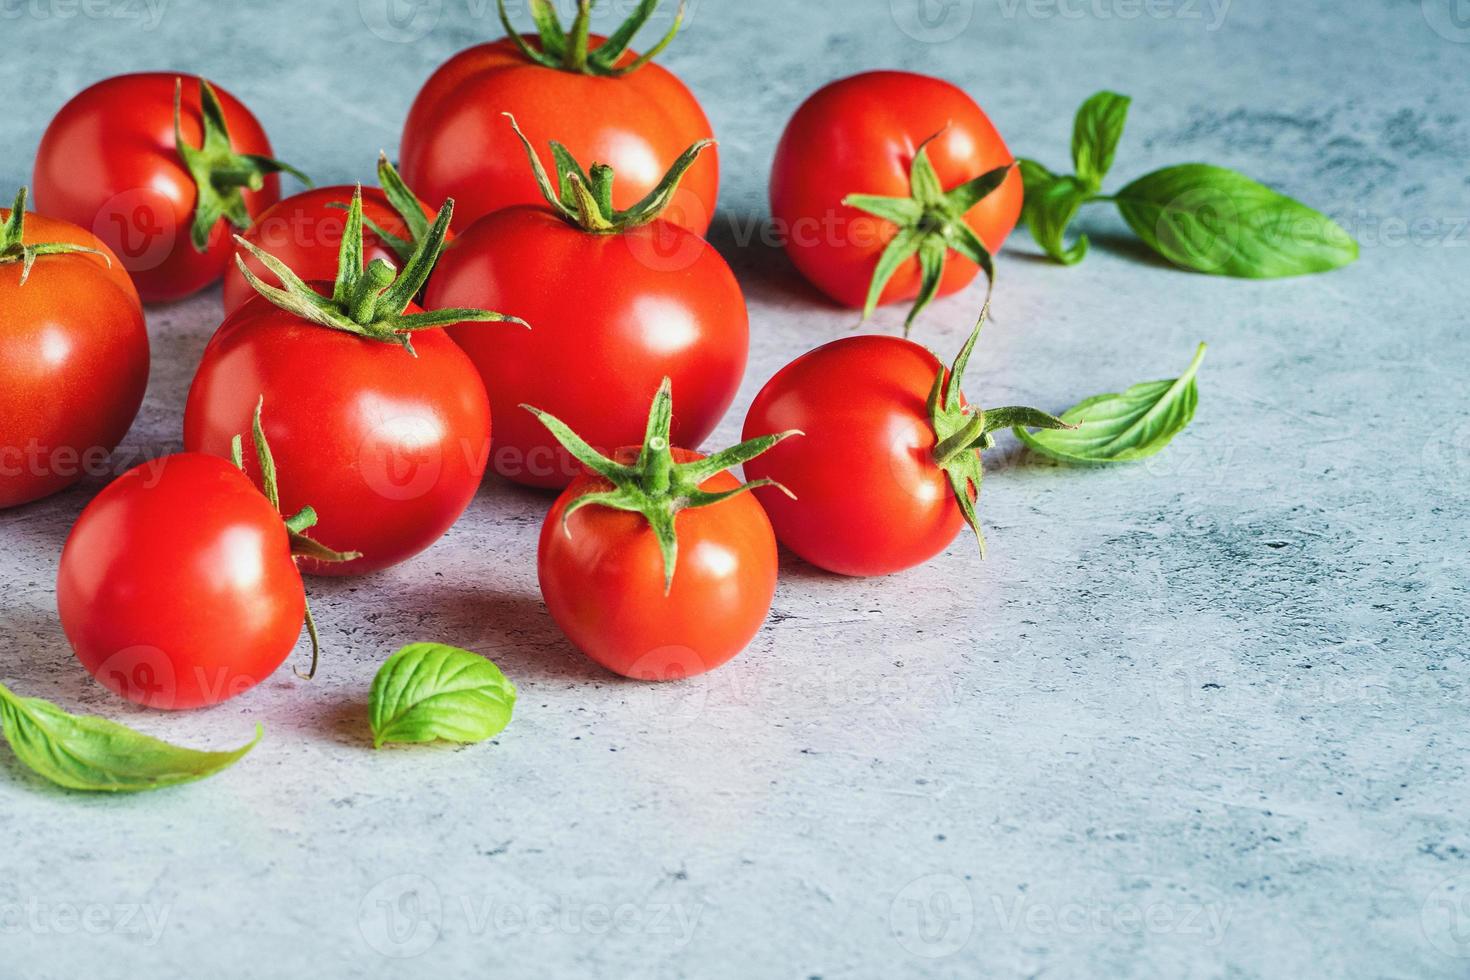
[524,377,801,594]
[843,131,1014,335]
[928,303,1074,557]
[174,77,312,254]
[497,0,686,77]
[0,187,111,285]
[232,184,527,356]
[504,113,714,235]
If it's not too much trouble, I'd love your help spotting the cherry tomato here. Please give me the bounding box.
[770,71,1022,320]
[529,380,788,680]
[33,73,301,303]
[57,453,307,710]
[221,184,438,317]
[0,191,148,509]
[184,295,491,576]
[401,29,716,234]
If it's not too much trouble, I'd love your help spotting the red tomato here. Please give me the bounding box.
[221,184,438,317]
[427,205,747,489]
[401,36,717,234]
[183,294,491,576]
[741,334,968,577]
[0,195,148,509]
[57,453,307,710]
[34,73,295,303]
[541,446,778,680]
[770,71,1022,314]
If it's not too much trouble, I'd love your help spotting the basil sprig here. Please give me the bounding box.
[0,682,261,792]
[1016,343,1206,464]
[1019,92,1358,277]
[369,644,517,749]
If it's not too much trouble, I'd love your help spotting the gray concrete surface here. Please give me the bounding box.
[2,1,1468,977]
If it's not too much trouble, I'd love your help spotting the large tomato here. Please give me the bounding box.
[427,124,744,488]
[58,453,309,710]
[184,191,507,576]
[529,380,790,680]
[400,4,716,234]
[0,190,148,509]
[742,318,1066,576]
[33,73,304,303]
[770,71,1023,329]
[221,159,441,316]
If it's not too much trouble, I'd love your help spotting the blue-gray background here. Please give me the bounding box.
[2,1,1468,977]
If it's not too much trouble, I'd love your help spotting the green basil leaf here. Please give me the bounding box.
[1016,343,1207,464]
[0,684,260,792]
[1018,159,1095,265]
[1114,164,1358,278]
[369,643,517,749]
[1071,91,1131,190]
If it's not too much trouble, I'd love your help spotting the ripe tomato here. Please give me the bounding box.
[426,125,746,489]
[0,190,148,509]
[770,71,1023,329]
[221,159,441,316]
[185,191,506,576]
[400,3,716,234]
[529,379,792,680]
[34,73,304,303]
[57,453,309,710]
[742,314,1066,576]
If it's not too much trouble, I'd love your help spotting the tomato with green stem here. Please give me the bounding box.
[222,155,441,316]
[0,188,148,510]
[185,188,521,576]
[426,115,746,489]
[527,378,797,680]
[34,74,308,303]
[770,71,1022,333]
[741,307,1071,577]
[400,0,716,234]
[58,401,357,709]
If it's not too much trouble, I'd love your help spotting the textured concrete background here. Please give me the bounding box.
[1,1,1468,977]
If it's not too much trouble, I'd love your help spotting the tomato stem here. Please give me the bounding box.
[0,187,112,286]
[496,0,687,78]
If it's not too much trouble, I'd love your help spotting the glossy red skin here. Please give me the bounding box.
[400,36,717,234]
[222,185,441,316]
[58,453,306,710]
[34,72,283,303]
[183,293,491,576]
[426,206,748,489]
[742,335,968,577]
[0,209,148,509]
[540,448,778,680]
[770,70,1023,311]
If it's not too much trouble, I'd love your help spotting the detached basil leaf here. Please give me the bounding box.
[1016,344,1207,464]
[0,683,260,792]
[1071,91,1131,190]
[1018,160,1094,265]
[369,643,517,749]
[1115,165,1358,278]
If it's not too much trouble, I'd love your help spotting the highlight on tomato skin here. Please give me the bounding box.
[0,190,149,510]
[56,453,311,711]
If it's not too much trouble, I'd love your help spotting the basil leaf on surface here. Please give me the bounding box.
[1018,159,1095,265]
[1016,343,1207,464]
[369,643,517,749]
[1071,90,1131,190]
[0,683,261,792]
[1114,165,1359,278]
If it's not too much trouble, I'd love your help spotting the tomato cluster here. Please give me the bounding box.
[6,1,1062,711]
